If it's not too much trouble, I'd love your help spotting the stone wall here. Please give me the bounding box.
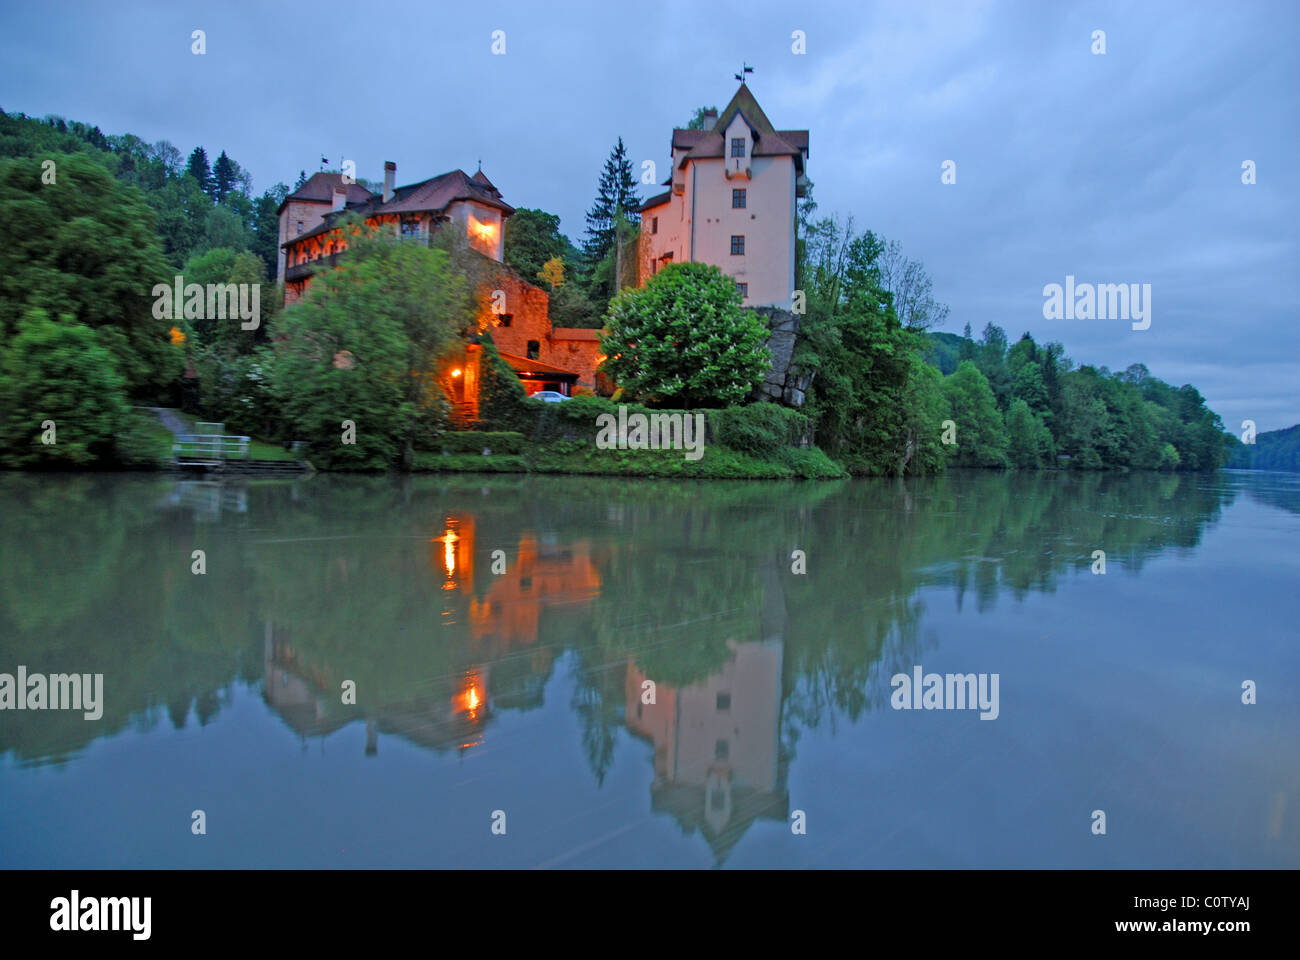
[749,306,814,407]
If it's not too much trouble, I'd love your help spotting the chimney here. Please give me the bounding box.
[383,161,396,203]
[331,186,346,212]
[702,109,718,130]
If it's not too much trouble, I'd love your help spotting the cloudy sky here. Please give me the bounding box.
[2,0,1296,429]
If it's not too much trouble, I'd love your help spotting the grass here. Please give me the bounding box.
[409,435,846,479]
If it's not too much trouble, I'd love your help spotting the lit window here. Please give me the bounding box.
[732,189,746,209]
[730,235,744,255]
[730,138,746,158]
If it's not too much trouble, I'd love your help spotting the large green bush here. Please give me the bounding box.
[601,262,770,407]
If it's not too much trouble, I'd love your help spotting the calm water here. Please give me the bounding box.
[1,469,1296,868]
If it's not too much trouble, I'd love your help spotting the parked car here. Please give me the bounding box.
[532,391,570,403]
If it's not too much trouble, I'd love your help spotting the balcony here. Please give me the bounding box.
[284,252,343,283]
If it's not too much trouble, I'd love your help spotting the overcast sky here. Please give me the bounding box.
[2,0,1296,429]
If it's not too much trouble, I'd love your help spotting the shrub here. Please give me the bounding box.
[710,403,810,458]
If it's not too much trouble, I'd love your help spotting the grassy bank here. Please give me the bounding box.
[411,430,846,480]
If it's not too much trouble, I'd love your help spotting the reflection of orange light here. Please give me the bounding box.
[455,674,484,721]
[451,368,462,377]
[442,532,457,578]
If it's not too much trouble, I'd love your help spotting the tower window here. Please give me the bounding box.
[651,217,658,235]
[732,189,746,209]
[527,340,540,360]
[730,235,745,256]
[730,138,746,158]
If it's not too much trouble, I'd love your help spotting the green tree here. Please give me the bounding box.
[271,220,470,468]
[942,361,1008,467]
[211,150,237,203]
[0,310,129,466]
[0,153,177,396]
[503,207,569,283]
[583,137,640,265]
[1006,398,1052,468]
[186,146,214,197]
[601,262,769,407]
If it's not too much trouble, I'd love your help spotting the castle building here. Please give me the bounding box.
[275,163,602,409]
[638,82,809,309]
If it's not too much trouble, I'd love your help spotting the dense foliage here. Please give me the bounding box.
[601,262,770,408]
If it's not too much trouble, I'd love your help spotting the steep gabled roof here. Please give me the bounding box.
[670,84,808,173]
[278,172,374,213]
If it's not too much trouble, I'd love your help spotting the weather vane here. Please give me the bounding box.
[734,63,753,83]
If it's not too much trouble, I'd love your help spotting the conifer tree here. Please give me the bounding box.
[186,146,214,197]
[583,137,639,263]
[212,150,238,204]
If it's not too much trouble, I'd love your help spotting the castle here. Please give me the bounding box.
[275,80,806,416]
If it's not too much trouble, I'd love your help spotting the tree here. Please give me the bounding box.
[583,137,640,265]
[186,146,214,197]
[537,256,565,289]
[211,150,237,204]
[548,282,601,329]
[942,361,1008,467]
[878,237,950,330]
[601,262,769,407]
[1006,398,1052,468]
[503,207,569,282]
[200,204,249,253]
[251,184,289,279]
[0,310,129,466]
[0,153,178,396]
[271,219,471,468]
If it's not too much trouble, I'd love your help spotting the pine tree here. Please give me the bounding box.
[583,137,640,263]
[212,150,238,204]
[186,146,214,197]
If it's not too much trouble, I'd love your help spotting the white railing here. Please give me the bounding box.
[173,434,251,461]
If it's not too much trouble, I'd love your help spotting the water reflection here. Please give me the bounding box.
[2,468,1289,865]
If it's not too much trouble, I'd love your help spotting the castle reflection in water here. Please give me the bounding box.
[261,510,788,862]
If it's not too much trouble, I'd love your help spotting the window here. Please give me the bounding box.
[497,314,513,327]
[730,235,745,255]
[401,219,422,238]
[736,283,748,299]
[527,340,540,360]
[715,739,729,760]
[297,221,303,235]
[732,189,746,209]
[716,693,731,711]
[651,260,658,276]
[651,217,658,235]
[730,137,746,158]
